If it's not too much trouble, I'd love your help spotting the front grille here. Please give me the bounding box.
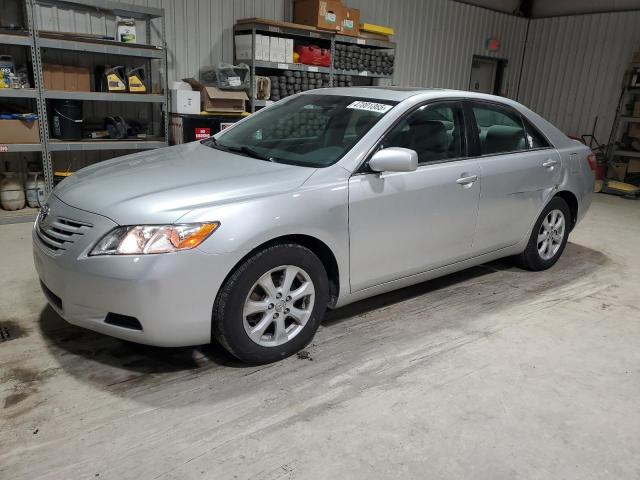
[36,216,93,253]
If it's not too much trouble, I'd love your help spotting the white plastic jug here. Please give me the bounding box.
[0,172,26,211]
[26,172,46,208]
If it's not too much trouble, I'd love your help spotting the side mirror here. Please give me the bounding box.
[369,147,418,173]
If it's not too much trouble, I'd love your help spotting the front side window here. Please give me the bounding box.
[381,103,465,164]
[208,95,398,167]
[472,103,528,155]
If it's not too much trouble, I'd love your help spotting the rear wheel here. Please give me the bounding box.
[515,197,571,271]
[213,243,328,364]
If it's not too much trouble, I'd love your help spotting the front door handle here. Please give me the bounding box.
[456,174,478,186]
[542,159,558,168]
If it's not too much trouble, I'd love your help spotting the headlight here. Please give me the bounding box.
[89,222,219,256]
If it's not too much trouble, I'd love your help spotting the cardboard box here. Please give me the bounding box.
[260,35,271,61]
[269,36,278,62]
[607,162,628,181]
[64,67,78,91]
[341,7,360,36]
[628,123,640,140]
[294,0,343,31]
[183,79,248,113]
[0,119,40,143]
[171,89,200,114]
[201,87,248,113]
[75,66,91,91]
[285,38,294,63]
[235,34,270,61]
[633,50,640,64]
[43,64,64,90]
[235,34,255,61]
[633,100,640,118]
[43,64,90,91]
[269,36,286,63]
[628,159,640,174]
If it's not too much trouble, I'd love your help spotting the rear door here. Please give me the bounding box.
[348,101,481,292]
[466,100,561,254]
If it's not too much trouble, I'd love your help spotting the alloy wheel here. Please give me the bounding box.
[242,265,316,347]
[537,209,565,261]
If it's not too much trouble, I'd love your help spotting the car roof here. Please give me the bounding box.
[301,86,520,105]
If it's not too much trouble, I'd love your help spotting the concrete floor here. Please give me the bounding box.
[0,193,639,480]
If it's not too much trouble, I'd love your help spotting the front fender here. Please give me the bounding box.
[177,172,351,298]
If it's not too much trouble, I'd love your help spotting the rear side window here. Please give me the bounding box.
[523,118,551,149]
[471,104,528,155]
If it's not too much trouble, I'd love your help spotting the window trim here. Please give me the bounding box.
[465,99,555,158]
[355,98,474,174]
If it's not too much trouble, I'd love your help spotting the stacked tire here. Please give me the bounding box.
[269,71,331,101]
[334,43,394,75]
[334,74,353,87]
[268,109,329,139]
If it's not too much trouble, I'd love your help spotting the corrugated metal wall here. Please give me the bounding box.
[31,0,527,94]
[347,0,527,97]
[32,0,291,84]
[517,11,640,142]
[25,0,637,143]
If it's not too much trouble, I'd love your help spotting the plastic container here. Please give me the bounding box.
[0,172,26,211]
[51,99,83,140]
[25,172,45,208]
[0,55,15,75]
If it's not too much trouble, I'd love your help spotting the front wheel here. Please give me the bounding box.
[515,197,571,271]
[212,243,329,364]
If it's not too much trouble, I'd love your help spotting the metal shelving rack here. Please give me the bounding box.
[233,20,396,113]
[606,73,640,176]
[1,0,168,196]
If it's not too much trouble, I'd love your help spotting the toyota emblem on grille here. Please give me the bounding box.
[38,204,50,224]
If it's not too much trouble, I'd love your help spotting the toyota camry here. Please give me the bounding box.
[33,87,595,363]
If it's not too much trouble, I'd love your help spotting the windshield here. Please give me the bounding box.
[207,95,398,167]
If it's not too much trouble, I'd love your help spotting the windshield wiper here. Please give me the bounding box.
[202,137,277,162]
[223,145,277,162]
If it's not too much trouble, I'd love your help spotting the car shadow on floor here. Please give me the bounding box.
[37,242,610,399]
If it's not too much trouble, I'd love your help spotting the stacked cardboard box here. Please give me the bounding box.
[294,0,360,36]
[235,35,294,64]
[43,64,91,91]
[0,120,40,143]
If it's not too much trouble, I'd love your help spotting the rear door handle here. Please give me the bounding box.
[456,174,478,186]
[542,159,558,168]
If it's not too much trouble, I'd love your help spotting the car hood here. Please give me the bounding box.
[53,141,317,225]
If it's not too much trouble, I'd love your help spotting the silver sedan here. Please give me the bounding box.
[33,88,595,363]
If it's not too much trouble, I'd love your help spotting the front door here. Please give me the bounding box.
[348,101,481,292]
[467,101,562,253]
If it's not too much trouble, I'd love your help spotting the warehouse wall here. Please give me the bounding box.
[31,0,527,97]
[23,0,640,144]
[346,0,527,97]
[517,11,640,142]
[32,0,292,84]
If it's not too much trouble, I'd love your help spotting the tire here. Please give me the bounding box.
[514,197,571,271]
[212,243,329,364]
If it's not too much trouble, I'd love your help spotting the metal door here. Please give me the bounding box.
[469,58,497,94]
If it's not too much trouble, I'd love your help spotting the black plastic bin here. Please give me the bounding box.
[50,100,83,140]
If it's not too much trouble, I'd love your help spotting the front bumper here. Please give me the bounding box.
[33,196,241,347]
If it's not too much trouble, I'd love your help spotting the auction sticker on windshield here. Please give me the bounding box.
[347,101,393,113]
